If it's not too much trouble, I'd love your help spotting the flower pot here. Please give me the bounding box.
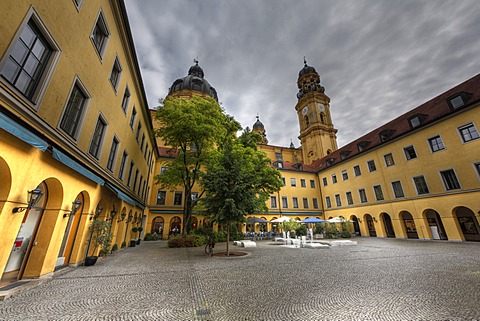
[129,240,136,247]
[84,256,98,266]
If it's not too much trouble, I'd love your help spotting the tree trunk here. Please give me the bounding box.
[183,189,192,236]
[226,224,230,256]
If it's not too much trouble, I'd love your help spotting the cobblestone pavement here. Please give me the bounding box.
[1,238,480,321]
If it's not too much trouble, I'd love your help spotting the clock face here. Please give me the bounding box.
[302,107,308,115]
[318,104,325,112]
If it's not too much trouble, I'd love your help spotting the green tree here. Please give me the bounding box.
[154,96,230,235]
[200,129,283,255]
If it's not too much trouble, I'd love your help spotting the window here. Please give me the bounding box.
[413,175,430,195]
[458,123,479,143]
[88,116,107,158]
[270,196,277,208]
[300,179,306,188]
[136,123,142,142]
[281,177,286,186]
[121,86,130,113]
[157,190,167,205]
[322,177,327,186]
[290,178,296,187]
[325,196,331,208]
[335,194,341,207]
[91,10,109,58]
[357,141,370,152]
[353,165,361,176]
[359,189,367,203]
[310,180,316,188]
[440,169,461,190]
[475,162,480,178]
[126,161,134,187]
[428,135,445,152]
[312,198,319,209]
[404,146,417,160]
[191,192,199,201]
[118,151,127,180]
[342,170,348,180]
[331,174,337,184]
[141,134,145,152]
[346,192,353,205]
[73,0,83,10]
[130,107,137,129]
[106,137,119,171]
[292,197,299,209]
[384,153,395,167]
[447,92,470,109]
[275,152,283,161]
[160,166,168,175]
[408,113,428,129]
[132,169,139,191]
[379,129,395,142]
[109,56,122,91]
[174,191,183,205]
[1,18,55,101]
[373,185,384,201]
[59,81,89,139]
[367,160,376,172]
[391,181,405,198]
[282,196,288,208]
[144,144,149,159]
[303,198,309,209]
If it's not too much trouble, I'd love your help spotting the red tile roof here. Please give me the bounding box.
[312,73,480,172]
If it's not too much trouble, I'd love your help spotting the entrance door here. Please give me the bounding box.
[383,213,395,238]
[366,214,376,237]
[402,211,418,239]
[426,209,448,240]
[351,216,361,236]
[3,184,46,281]
[57,194,84,266]
[455,207,480,242]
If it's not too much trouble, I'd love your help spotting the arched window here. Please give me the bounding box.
[305,116,310,126]
[320,113,325,124]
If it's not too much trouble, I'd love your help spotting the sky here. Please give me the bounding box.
[125,0,480,148]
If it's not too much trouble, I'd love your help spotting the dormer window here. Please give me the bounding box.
[326,158,335,166]
[447,92,471,109]
[379,129,395,142]
[408,114,427,129]
[340,150,351,160]
[357,141,370,152]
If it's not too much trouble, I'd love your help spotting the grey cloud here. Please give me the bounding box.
[126,0,480,147]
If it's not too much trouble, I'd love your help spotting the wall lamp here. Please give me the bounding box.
[372,217,378,222]
[127,214,133,223]
[90,205,103,220]
[117,212,127,222]
[109,205,117,221]
[13,189,44,213]
[63,199,82,218]
[357,218,362,223]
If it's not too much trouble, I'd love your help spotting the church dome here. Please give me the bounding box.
[253,116,264,130]
[168,60,218,101]
[296,58,324,99]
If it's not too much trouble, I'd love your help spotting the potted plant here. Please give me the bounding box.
[85,219,112,266]
[136,227,143,245]
[130,227,138,247]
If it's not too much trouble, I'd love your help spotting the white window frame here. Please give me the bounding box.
[292,197,299,209]
[384,153,395,167]
[109,55,122,92]
[58,76,91,141]
[403,145,417,161]
[106,135,119,172]
[413,175,430,195]
[439,168,462,191]
[427,135,445,153]
[457,122,479,143]
[290,178,296,187]
[90,9,110,60]
[391,180,405,198]
[0,8,61,110]
[88,114,108,159]
[121,85,130,113]
[367,160,376,172]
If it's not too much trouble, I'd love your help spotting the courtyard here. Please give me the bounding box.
[0,238,479,321]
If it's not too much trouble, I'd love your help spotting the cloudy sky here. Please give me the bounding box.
[125,0,480,148]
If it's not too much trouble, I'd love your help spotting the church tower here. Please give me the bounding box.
[295,59,338,164]
[252,115,268,144]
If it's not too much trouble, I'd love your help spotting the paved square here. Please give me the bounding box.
[1,238,480,320]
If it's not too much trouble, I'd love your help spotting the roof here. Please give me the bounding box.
[312,73,480,171]
[157,147,177,158]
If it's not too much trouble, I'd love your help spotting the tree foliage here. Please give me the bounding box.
[153,96,232,235]
[199,129,283,254]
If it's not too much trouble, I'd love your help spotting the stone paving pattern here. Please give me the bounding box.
[0,238,480,321]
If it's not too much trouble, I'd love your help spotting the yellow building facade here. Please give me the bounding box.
[0,0,157,284]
